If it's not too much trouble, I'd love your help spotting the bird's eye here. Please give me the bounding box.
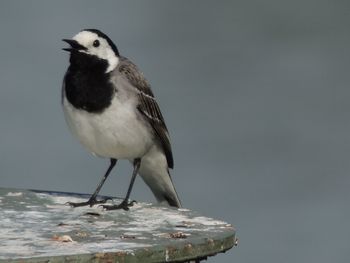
[93,40,100,47]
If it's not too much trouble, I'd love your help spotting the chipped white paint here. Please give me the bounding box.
[165,248,170,261]
[0,188,235,262]
[6,192,23,197]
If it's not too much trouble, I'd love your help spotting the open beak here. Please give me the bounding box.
[62,39,87,52]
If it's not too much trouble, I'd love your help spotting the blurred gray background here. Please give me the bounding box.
[1,1,349,262]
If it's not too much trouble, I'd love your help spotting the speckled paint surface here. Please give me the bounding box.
[0,188,235,262]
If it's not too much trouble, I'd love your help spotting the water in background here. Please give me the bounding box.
[0,1,349,262]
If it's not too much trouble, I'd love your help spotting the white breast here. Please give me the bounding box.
[62,94,153,159]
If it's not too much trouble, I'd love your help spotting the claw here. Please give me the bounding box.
[100,200,134,211]
[66,197,111,208]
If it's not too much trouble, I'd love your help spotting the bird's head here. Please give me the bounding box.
[63,29,119,73]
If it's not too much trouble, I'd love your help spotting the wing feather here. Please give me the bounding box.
[118,57,174,168]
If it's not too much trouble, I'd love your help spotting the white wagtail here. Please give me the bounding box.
[62,29,181,210]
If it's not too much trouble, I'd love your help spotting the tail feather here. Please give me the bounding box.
[159,170,181,208]
[138,145,181,208]
[162,191,181,208]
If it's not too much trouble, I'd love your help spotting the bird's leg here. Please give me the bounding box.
[67,158,117,207]
[102,158,141,211]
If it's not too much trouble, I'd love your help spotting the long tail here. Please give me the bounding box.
[138,145,181,208]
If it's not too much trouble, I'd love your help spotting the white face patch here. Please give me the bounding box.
[72,31,119,73]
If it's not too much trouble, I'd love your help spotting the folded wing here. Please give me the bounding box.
[118,57,174,169]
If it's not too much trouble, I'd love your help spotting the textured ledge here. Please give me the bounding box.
[0,188,236,262]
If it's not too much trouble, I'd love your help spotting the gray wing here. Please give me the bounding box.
[118,57,174,169]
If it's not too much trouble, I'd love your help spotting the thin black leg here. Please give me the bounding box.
[102,158,141,211]
[67,158,117,207]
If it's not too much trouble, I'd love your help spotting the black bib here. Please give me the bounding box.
[64,51,114,113]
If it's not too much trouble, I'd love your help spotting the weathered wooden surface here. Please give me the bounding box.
[0,188,236,262]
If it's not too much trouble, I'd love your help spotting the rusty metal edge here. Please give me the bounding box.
[1,230,235,263]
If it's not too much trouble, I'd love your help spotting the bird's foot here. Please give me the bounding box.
[67,197,112,208]
[100,200,136,211]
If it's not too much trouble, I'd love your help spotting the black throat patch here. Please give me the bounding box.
[64,51,115,113]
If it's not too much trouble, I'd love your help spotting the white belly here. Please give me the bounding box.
[62,96,153,159]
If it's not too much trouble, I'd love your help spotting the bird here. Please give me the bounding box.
[61,29,181,210]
